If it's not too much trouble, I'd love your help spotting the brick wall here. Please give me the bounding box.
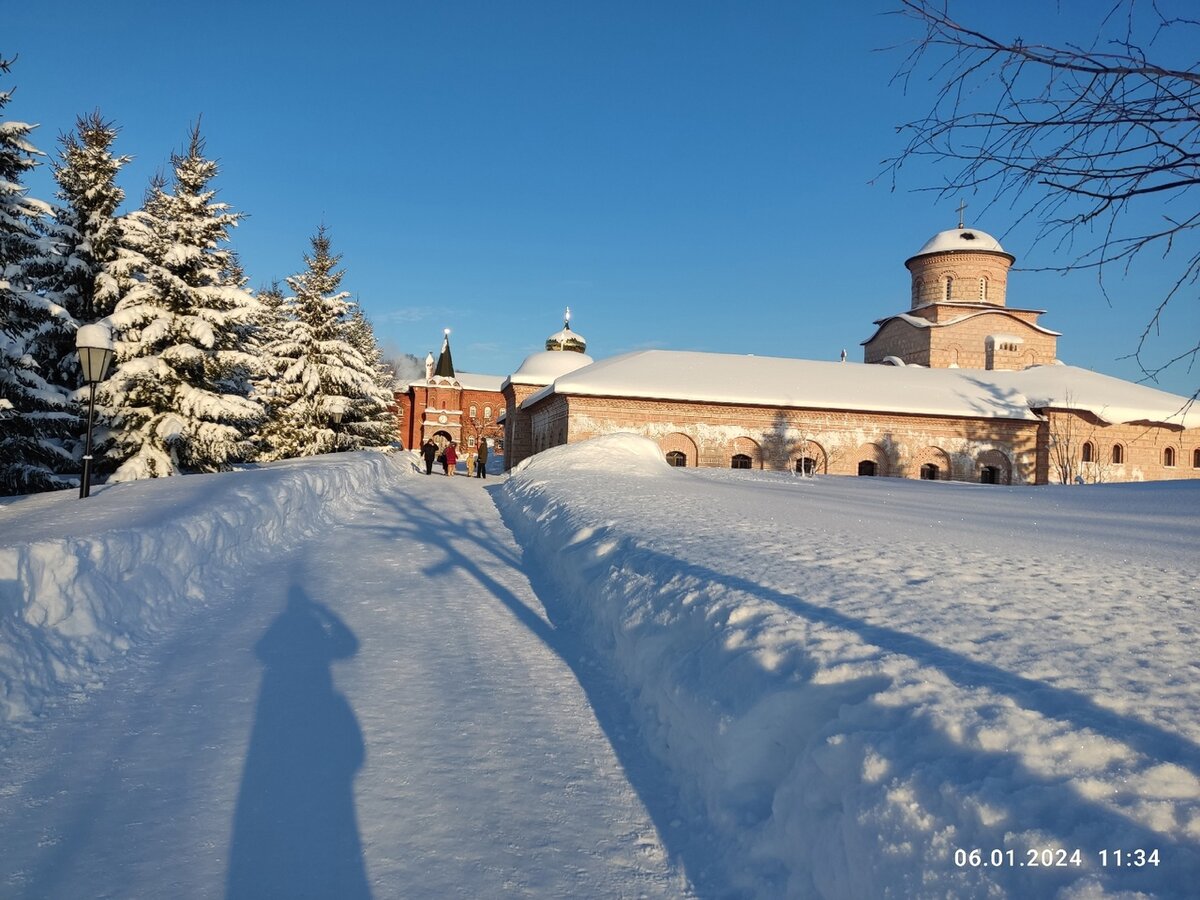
[528,393,1044,483]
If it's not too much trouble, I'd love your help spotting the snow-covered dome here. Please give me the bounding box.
[510,350,595,386]
[909,227,1013,262]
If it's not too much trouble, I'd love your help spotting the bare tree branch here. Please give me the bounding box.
[883,1,1200,389]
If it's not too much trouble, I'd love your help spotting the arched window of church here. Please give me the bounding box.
[484,406,492,420]
[1081,441,1094,463]
[920,463,939,480]
[731,454,752,470]
[944,276,953,301]
[857,460,877,477]
[1112,444,1124,464]
[467,435,476,448]
[1194,447,1200,468]
[913,277,924,303]
[469,404,477,418]
[666,450,687,467]
[980,277,989,301]
[1164,447,1176,467]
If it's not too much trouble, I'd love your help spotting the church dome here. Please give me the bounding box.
[545,307,587,353]
[908,227,1014,264]
[510,350,594,386]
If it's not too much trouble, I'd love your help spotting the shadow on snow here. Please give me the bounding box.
[226,583,370,900]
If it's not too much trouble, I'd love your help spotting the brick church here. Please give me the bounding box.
[495,223,1199,485]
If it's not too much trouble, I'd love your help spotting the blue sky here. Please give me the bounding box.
[7,1,1197,395]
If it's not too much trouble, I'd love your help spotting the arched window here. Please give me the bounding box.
[666,450,687,467]
[483,405,492,420]
[1164,447,1176,467]
[731,454,752,469]
[857,460,877,477]
[1112,444,1124,464]
[1194,448,1200,468]
[469,404,477,418]
[944,276,953,301]
[920,463,939,480]
[467,435,476,448]
[913,277,924,303]
[1081,441,1095,463]
[795,457,815,476]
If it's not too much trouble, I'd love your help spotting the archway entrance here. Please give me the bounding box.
[857,460,877,477]
[920,463,939,480]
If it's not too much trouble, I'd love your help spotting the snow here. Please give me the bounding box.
[2,435,1198,897]
[523,349,1200,428]
[910,227,1012,259]
[505,348,595,386]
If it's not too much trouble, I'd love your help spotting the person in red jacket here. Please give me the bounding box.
[443,441,457,476]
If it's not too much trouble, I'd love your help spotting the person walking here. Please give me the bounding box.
[444,441,457,476]
[465,448,477,480]
[477,438,489,478]
[421,439,437,475]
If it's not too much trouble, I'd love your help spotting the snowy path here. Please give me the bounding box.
[0,467,694,899]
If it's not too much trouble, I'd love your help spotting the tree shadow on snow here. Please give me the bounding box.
[226,584,371,900]
[361,488,732,898]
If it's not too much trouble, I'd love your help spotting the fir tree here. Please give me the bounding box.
[341,305,400,449]
[263,225,385,459]
[250,279,302,460]
[0,55,76,495]
[101,124,262,480]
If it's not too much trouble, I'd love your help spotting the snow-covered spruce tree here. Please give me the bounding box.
[0,55,77,495]
[342,306,400,449]
[263,225,387,459]
[101,124,263,480]
[250,279,306,460]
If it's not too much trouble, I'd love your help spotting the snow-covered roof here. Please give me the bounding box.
[522,349,1200,428]
[862,310,1061,345]
[908,227,1013,262]
[505,350,595,388]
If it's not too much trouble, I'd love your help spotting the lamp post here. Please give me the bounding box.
[75,324,114,499]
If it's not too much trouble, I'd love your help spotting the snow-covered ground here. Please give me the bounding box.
[1,436,1198,898]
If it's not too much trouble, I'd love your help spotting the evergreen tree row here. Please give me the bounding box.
[0,55,398,496]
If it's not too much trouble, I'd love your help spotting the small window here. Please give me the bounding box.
[666,450,687,467]
[1194,448,1200,468]
[483,405,492,420]
[980,277,989,301]
[1164,447,1176,467]
[920,463,939,480]
[795,456,816,476]
[944,276,953,301]
[1081,441,1095,463]
[467,435,476,448]
[731,454,752,470]
[858,460,877,477]
[1112,444,1124,464]
[469,404,477,418]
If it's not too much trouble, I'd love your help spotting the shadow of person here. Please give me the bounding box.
[226,585,370,900]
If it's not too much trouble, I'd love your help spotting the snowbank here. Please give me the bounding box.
[497,434,1200,898]
[0,451,410,723]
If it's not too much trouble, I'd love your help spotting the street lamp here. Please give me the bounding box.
[75,324,114,499]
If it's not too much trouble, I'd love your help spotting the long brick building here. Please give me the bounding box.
[501,224,1200,484]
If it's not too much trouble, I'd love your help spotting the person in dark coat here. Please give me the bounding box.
[476,438,488,478]
[421,439,437,475]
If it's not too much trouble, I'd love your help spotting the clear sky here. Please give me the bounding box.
[7,1,1197,395]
